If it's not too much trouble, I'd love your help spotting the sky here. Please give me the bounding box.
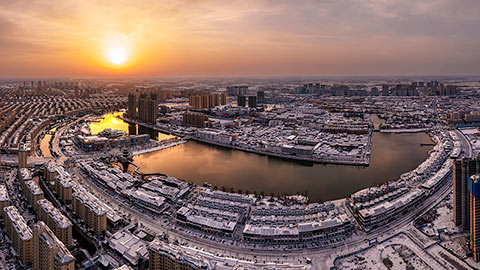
[0,0,479,78]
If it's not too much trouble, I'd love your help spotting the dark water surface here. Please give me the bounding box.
[133,131,433,202]
[40,112,433,201]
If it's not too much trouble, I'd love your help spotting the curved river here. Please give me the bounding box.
[40,112,433,202]
[131,118,433,202]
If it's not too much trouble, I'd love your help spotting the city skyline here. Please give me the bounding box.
[1,1,480,268]
[1,0,480,78]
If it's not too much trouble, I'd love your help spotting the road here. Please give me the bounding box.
[6,125,460,269]
[65,129,470,269]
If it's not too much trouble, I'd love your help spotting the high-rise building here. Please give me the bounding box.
[188,93,225,109]
[3,206,33,266]
[55,175,73,204]
[37,199,73,247]
[18,145,27,169]
[208,94,215,108]
[72,191,107,236]
[183,112,208,128]
[453,156,480,229]
[226,86,248,96]
[19,167,33,192]
[220,93,227,105]
[201,95,209,109]
[147,93,158,125]
[381,85,390,96]
[128,93,136,119]
[33,221,75,270]
[469,175,480,262]
[189,95,202,110]
[248,96,257,108]
[0,184,10,216]
[24,180,44,212]
[45,163,59,182]
[213,93,220,106]
[237,95,246,107]
[257,91,265,104]
[138,93,149,123]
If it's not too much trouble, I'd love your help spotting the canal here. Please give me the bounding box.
[83,112,434,202]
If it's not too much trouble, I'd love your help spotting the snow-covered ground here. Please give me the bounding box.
[416,193,461,237]
[335,233,439,270]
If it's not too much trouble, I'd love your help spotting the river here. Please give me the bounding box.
[130,115,434,202]
[42,112,433,202]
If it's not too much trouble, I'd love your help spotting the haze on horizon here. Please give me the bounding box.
[0,0,479,78]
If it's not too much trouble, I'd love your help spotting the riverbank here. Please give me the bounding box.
[131,132,433,202]
[123,117,371,166]
[380,128,432,133]
[132,140,187,155]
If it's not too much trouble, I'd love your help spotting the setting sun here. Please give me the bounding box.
[107,46,128,65]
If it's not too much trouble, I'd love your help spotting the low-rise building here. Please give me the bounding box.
[354,189,425,231]
[109,231,148,266]
[148,239,213,270]
[243,203,352,244]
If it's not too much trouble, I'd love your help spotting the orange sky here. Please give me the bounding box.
[0,0,479,78]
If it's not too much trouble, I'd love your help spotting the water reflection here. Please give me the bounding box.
[90,112,177,141]
[45,111,434,202]
[39,134,52,158]
[89,112,129,135]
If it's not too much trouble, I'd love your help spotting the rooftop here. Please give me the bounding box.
[37,199,72,229]
[25,180,43,196]
[4,206,33,241]
[0,184,10,202]
[34,222,74,265]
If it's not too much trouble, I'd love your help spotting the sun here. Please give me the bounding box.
[107,46,128,65]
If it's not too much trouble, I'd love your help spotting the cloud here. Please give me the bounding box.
[0,0,479,77]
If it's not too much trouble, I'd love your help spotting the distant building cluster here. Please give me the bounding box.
[188,92,227,109]
[128,92,158,124]
[226,85,248,96]
[448,111,480,125]
[0,96,124,154]
[236,95,257,108]
[183,111,209,128]
[295,81,458,97]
